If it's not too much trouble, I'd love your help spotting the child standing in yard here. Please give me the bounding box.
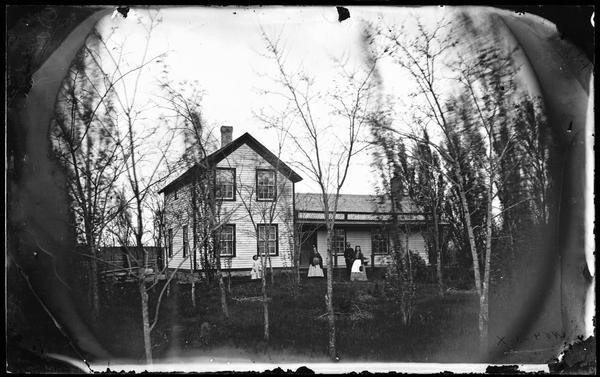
[350,245,368,281]
[251,255,262,280]
[307,245,324,278]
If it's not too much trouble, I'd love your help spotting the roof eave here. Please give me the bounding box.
[158,132,303,193]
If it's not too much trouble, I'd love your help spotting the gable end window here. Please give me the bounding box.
[218,224,236,257]
[257,224,278,256]
[256,169,276,201]
[215,168,235,201]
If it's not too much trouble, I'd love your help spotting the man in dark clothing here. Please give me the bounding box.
[344,242,355,280]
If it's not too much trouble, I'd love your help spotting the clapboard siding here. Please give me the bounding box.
[164,184,195,271]
[315,229,372,267]
[390,232,429,264]
[162,138,432,273]
[216,144,294,269]
[163,143,295,272]
[315,227,430,266]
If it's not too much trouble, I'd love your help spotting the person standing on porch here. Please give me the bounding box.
[344,242,355,280]
[351,245,368,281]
[307,245,324,278]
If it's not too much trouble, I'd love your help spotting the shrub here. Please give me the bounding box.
[383,250,417,325]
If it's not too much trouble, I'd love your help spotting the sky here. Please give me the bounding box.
[94,6,449,195]
[94,6,540,196]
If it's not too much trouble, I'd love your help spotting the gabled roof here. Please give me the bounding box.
[295,193,421,213]
[159,132,303,194]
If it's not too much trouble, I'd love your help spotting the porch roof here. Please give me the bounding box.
[295,193,421,213]
[295,193,428,225]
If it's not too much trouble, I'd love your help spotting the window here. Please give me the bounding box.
[257,224,278,256]
[372,228,389,254]
[218,224,235,257]
[256,169,276,201]
[215,168,235,200]
[333,228,345,255]
[183,225,188,258]
[167,228,173,258]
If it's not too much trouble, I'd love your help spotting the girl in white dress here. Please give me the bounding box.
[350,245,368,281]
[250,255,262,280]
[307,245,324,278]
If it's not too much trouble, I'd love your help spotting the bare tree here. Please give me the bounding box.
[280,200,318,294]
[157,79,235,318]
[259,27,379,359]
[453,37,522,346]
[51,30,130,320]
[80,10,192,363]
[372,13,528,349]
[376,15,486,297]
[232,135,295,342]
[107,193,193,362]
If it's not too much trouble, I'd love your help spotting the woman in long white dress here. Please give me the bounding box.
[307,245,324,278]
[350,245,368,281]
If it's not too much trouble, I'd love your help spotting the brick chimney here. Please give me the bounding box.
[220,126,233,147]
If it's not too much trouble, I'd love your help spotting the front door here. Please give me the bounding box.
[300,231,317,267]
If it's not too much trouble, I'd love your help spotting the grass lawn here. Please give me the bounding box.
[93,272,481,364]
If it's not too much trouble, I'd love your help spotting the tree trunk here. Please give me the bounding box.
[262,238,270,341]
[203,237,212,283]
[87,242,100,320]
[480,167,494,350]
[84,134,100,320]
[294,229,301,291]
[262,256,270,342]
[325,222,336,360]
[458,185,482,295]
[295,246,301,289]
[391,211,411,326]
[227,269,232,294]
[139,279,153,364]
[191,276,196,308]
[405,227,413,285]
[433,206,444,296]
[405,226,414,325]
[268,253,274,286]
[215,255,229,319]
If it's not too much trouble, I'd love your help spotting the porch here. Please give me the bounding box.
[296,209,431,267]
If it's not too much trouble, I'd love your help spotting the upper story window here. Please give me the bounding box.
[256,169,276,201]
[215,168,235,200]
[218,224,236,257]
[257,224,278,256]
